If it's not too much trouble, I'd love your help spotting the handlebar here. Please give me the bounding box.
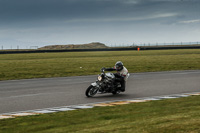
[100,67,105,73]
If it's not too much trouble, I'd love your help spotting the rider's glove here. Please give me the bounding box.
[101,67,105,72]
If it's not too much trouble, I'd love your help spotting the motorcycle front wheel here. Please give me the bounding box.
[85,85,98,97]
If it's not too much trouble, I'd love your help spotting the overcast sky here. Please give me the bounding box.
[0,0,200,48]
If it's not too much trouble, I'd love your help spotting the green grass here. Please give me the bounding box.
[0,49,200,80]
[1,95,200,133]
[1,49,200,132]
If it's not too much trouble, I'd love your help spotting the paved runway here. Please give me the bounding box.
[0,70,200,114]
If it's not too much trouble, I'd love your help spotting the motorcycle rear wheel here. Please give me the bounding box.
[112,90,120,95]
[85,85,98,97]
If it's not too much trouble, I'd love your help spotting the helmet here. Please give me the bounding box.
[115,61,123,71]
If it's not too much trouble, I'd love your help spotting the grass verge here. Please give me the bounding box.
[0,95,200,133]
[0,49,200,80]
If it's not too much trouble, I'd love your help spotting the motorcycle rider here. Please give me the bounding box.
[101,61,129,92]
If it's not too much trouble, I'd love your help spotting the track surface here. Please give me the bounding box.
[0,70,200,114]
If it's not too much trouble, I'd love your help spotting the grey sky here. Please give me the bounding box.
[0,0,200,48]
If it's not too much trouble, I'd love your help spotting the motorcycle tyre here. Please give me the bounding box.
[85,85,98,97]
[112,90,120,95]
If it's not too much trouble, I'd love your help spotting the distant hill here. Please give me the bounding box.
[39,42,108,50]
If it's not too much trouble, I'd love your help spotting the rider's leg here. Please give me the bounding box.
[120,80,125,92]
[114,73,126,92]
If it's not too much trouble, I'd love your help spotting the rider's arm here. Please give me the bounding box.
[101,67,116,71]
[104,67,116,71]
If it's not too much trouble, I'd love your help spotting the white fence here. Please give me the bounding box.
[1,42,200,50]
[109,41,200,47]
[0,46,39,50]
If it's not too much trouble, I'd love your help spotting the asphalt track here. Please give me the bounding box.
[0,70,200,114]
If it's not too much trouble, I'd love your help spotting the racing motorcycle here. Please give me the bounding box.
[85,69,123,97]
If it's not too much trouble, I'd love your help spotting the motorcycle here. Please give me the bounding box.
[85,69,125,97]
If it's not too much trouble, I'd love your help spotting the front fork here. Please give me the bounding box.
[91,81,106,93]
[91,81,101,93]
[91,82,98,87]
